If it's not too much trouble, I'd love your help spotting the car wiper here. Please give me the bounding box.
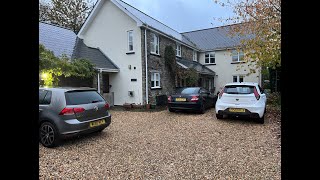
[92,100,103,103]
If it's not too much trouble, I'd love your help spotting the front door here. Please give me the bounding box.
[102,73,114,106]
[102,73,109,93]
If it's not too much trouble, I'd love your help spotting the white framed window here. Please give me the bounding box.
[127,30,133,52]
[205,52,215,64]
[232,50,244,62]
[176,43,181,57]
[193,50,197,61]
[151,72,161,88]
[150,33,160,55]
[233,75,244,83]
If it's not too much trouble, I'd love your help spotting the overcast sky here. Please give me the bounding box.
[121,0,236,32]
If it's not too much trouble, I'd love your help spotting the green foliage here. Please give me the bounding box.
[267,92,281,108]
[164,46,176,74]
[39,44,96,86]
[180,69,199,86]
[164,45,200,86]
[70,58,96,78]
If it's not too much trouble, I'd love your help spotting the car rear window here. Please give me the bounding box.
[42,91,52,104]
[39,90,47,104]
[39,90,52,104]
[65,90,105,105]
[224,85,254,94]
[176,87,200,94]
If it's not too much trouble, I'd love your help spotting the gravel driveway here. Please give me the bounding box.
[39,108,281,179]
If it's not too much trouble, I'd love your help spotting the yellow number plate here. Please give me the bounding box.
[229,108,245,113]
[90,119,106,128]
[175,98,186,102]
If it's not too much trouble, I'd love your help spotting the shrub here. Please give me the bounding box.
[267,92,281,107]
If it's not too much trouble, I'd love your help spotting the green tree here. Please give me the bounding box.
[164,46,176,78]
[39,0,95,33]
[39,44,96,86]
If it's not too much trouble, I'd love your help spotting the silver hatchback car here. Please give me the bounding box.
[39,87,112,147]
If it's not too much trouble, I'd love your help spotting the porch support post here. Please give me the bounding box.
[97,69,102,94]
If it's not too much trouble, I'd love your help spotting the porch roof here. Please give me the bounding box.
[72,38,120,72]
[176,58,215,76]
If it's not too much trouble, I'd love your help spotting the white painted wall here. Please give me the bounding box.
[79,0,143,105]
[199,50,261,94]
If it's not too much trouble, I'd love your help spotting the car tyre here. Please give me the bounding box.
[257,114,265,124]
[97,128,105,133]
[216,114,223,119]
[39,122,60,148]
[199,103,205,114]
[169,108,175,112]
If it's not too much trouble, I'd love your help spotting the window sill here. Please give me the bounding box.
[204,63,216,66]
[150,53,161,57]
[151,87,162,90]
[231,61,244,64]
[176,55,182,58]
[126,52,135,55]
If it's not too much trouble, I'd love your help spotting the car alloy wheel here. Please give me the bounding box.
[39,122,59,147]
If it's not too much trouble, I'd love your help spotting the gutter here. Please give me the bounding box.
[141,24,201,51]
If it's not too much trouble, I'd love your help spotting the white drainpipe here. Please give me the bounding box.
[144,28,148,104]
[97,68,102,94]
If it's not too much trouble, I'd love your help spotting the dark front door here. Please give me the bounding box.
[102,73,109,93]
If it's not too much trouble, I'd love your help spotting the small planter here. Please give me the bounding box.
[146,104,151,109]
[123,103,133,110]
[132,104,143,109]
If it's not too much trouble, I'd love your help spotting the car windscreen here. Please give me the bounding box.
[224,85,254,94]
[65,90,105,105]
[176,87,200,94]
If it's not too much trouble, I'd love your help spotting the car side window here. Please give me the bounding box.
[39,90,48,104]
[258,85,264,94]
[42,91,52,104]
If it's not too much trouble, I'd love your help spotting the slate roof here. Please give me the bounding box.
[176,58,215,76]
[182,24,254,51]
[39,22,119,71]
[72,38,119,70]
[115,0,196,47]
[39,22,76,57]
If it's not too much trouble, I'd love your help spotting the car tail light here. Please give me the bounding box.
[59,107,85,115]
[168,96,172,102]
[253,87,260,100]
[218,88,224,99]
[191,96,199,102]
[105,103,110,109]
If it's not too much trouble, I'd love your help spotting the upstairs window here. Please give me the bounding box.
[232,50,244,62]
[150,33,159,55]
[127,30,133,52]
[193,50,197,61]
[205,52,215,64]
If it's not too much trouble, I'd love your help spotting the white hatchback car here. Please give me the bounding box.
[215,82,267,123]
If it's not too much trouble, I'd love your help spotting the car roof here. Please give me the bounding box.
[39,87,97,92]
[224,82,258,86]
